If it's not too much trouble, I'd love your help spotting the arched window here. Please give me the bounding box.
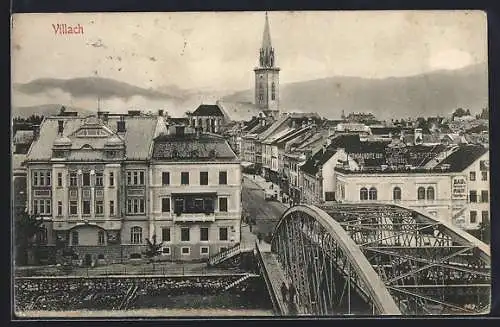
[130,226,142,244]
[369,187,377,200]
[271,82,276,100]
[426,187,435,200]
[393,187,402,201]
[360,187,368,201]
[418,187,426,200]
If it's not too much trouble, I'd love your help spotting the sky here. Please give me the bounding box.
[11,11,487,93]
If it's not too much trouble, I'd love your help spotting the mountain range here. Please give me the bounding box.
[12,63,488,120]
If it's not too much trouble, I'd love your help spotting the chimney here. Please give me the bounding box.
[57,120,64,135]
[32,124,40,140]
[117,117,126,133]
[176,125,185,136]
[158,109,164,117]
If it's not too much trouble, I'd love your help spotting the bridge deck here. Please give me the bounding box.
[256,241,307,315]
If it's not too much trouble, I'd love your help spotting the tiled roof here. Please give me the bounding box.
[152,133,238,162]
[263,127,295,144]
[274,127,310,147]
[13,130,35,144]
[191,104,225,117]
[257,116,289,140]
[27,115,159,161]
[216,101,261,121]
[243,117,261,131]
[370,127,401,136]
[434,145,488,172]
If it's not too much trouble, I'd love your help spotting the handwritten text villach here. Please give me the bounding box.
[52,23,84,35]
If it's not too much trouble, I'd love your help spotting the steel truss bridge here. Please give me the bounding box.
[268,203,490,315]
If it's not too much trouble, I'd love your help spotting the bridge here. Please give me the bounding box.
[251,203,490,316]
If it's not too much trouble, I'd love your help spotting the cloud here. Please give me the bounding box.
[14,77,182,100]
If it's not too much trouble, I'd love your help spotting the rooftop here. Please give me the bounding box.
[191,104,225,117]
[151,133,238,162]
[13,130,35,145]
[434,145,488,172]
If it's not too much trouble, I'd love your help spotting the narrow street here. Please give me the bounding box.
[242,176,289,238]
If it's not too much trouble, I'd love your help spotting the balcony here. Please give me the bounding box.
[173,211,216,223]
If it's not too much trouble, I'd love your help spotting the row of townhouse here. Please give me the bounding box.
[23,112,241,265]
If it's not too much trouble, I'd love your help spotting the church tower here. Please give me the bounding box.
[254,12,280,118]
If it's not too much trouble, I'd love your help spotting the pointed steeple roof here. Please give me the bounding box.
[262,12,272,50]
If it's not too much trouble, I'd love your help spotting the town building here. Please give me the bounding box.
[187,104,228,133]
[13,130,35,154]
[149,125,241,261]
[24,112,166,264]
[334,144,489,231]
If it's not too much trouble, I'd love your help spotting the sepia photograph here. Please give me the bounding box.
[10,10,490,317]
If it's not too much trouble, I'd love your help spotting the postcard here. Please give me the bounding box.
[11,11,490,317]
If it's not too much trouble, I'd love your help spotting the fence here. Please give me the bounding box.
[15,264,245,278]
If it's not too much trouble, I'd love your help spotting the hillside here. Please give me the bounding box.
[223,63,488,120]
[12,104,93,119]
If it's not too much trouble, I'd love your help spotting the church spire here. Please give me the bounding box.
[259,12,275,68]
[262,12,272,50]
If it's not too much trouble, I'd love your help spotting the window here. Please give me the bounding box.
[46,172,51,186]
[174,198,184,213]
[70,201,77,215]
[71,231,79,245]
[57,201,62,216]
[200,227,209,241]
[98,254,105,260]
[470,190,477,203]
[194,198,204,211]
[162,198,171,212]
[95,172,103,186]
[482,211,489,222]
[33,199,51,215]
[130,253,141,259]
[139,171,145,185]
[470,211,477,224]
[82,172,91,186]
[96,200,104,215]
[98,230,105,245]
[369,187,377,200]
[83,200,91,215]
[162,172,170,185]
[57,173,63,187]
[360,188,368,201]
[109,201,115,216]
[200,247,209,255]
[393,187,402,201]
[219,197,228,212]
[470,172,476,181]
[200,172,208,185]
[38,228,48,245]
[426,187,435,200]
[181,172,189,185]
[181,247,190,255]
[219,227,228,241]
[70,172,78,186]
[181,227,190,242]
[127,171,145,185]
[130,226,142,244]
[39,172,44,186]
[33,171,38,186]
[109,172,114,187]
[219,171,227,185]
[482,171,488,181]
[271,82,276,100]
[204,198,214,212]
[418,187,426,200]
[162,247,171,255]
[481,190,489,203]
[127,198,145,214]
[162,227,170,242]
[325,192,335,201]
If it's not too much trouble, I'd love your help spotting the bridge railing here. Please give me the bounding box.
[208,243,241,266]
[254,240,284,316]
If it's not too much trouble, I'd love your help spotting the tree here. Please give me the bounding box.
[452,108,467,118]
[143,234,164,271]
[15,212,45,265]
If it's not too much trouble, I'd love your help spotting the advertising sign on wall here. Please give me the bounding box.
[452,176,467,199]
